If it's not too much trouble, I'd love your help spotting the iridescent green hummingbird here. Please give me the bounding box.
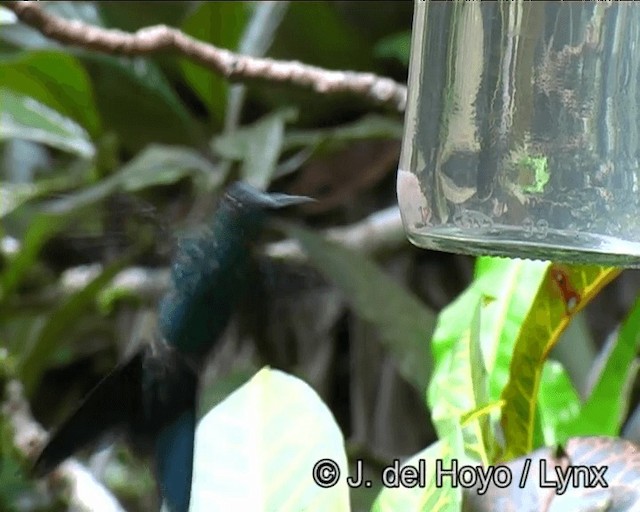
[33,182,312,512]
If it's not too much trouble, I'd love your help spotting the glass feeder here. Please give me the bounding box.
[397,0,640,266]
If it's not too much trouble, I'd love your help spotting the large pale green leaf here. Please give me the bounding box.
[179,2,249,124]
[191,367,349,512]
[499,264,619,460]
[0,88,95,158]
[287,225,434,393]
[212,109,297,190]
[372,427,466,512]
[0,51,101,136]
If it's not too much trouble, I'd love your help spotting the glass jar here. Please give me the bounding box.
[398,0,640,266]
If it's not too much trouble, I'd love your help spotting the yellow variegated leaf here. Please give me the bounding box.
[499,264,620,460]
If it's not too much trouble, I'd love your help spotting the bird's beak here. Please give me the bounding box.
[264,193,316,209]
[226,181,316,209]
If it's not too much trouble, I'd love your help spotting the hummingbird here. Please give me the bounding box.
[32,182,313,512]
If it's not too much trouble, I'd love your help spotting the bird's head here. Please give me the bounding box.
[221,181,314,235]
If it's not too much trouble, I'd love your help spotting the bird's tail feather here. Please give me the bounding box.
[32,351,144,477]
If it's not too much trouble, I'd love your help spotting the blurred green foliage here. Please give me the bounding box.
[0,2,415,510]
[1,2,637,512]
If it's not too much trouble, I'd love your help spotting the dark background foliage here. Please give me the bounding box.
[1,2,639,511]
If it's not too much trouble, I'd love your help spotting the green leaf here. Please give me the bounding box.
[114,144,224,192]
[0,171,87,219]
[0,212,67,301]
[537,360,581,446]
[1,3,197,150]
[180,2,250,124]
[84,55,200,152]
[0,88,95,158]
[0,2,101,50]
[43,145,224,214]
[473,256,495,279]
[499,264,619,460]
[428,301,494,466]
[224,3,289,130]
[287,224,435,393]
[440,258,617,462]
[372,427,466,512]
[269,2,373,72]
[191,367,349,512]
[212,109,297,190]
[282,115,404,151]
[254,2,376,124]
[0,51,101,136]
[569,295,640,437]
[98,2,191,32]
[374,31,411,66]
[0,183,39,219]
[436,257,548,402]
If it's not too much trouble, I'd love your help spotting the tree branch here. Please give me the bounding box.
[265,205,406,262]
[1,1,407,112]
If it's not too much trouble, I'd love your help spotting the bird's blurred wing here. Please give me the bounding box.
[32,351,143,477]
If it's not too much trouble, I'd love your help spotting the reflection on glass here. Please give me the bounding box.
[398,1,640,266]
